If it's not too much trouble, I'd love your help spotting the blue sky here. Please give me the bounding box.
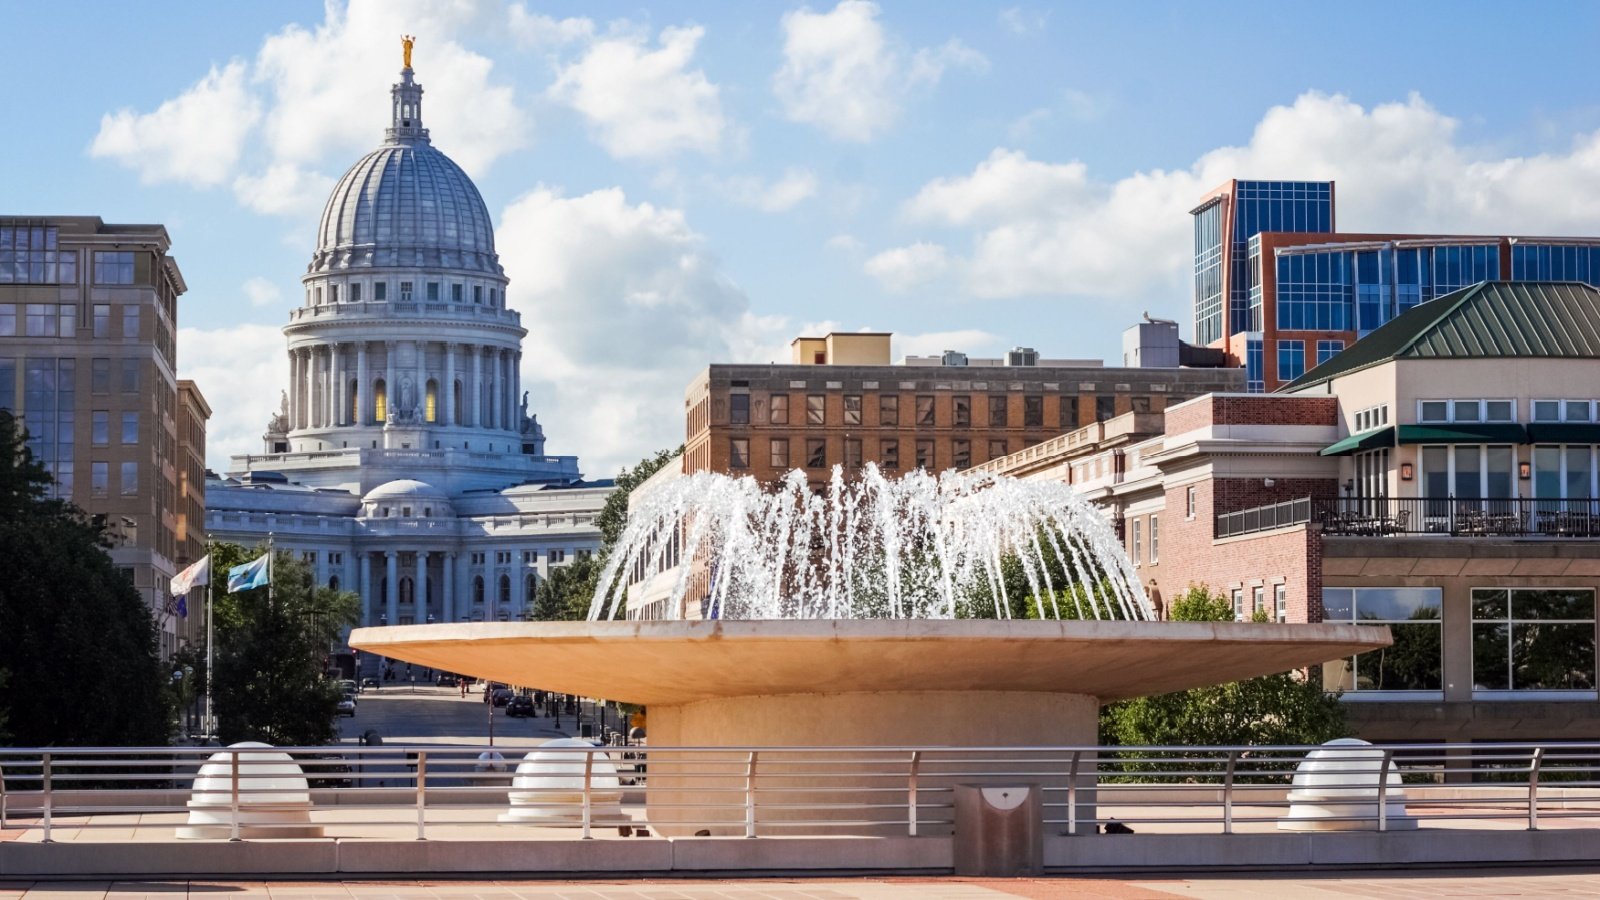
[7,1,1600,475]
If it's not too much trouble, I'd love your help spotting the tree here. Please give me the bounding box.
[1100,585,1349,757]
[595,447,681,554]
[208,542,359,745]
[0,411,170,746]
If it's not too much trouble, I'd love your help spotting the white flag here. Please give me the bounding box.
[171,554,211,595]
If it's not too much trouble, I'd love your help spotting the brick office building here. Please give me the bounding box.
[684,331,1243,486]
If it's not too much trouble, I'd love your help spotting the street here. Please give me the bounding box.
[337,683,578,746]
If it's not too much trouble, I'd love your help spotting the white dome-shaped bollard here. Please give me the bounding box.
[499,738,626,826]
[1278,738,1415,831]
[177,742,324,839]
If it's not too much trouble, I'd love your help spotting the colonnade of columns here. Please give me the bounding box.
[353,549,537,627]
[285,341,523,432]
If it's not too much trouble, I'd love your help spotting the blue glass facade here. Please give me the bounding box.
[1276,243,1499,334]
[1277,339,1306,383]
[1315,339,1344,366]
[1227,182,1332,335]
[1193,202,1224,345]
[1510,243,1600,283]
[1245,336,1264,393]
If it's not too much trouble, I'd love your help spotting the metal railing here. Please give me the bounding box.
[1215,498,1314,539]
[1316,497,1600,537]
[4,742,1600,840]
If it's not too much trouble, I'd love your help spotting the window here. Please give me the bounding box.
[729,393,750,425]
[1277,340,1306,383]
[988,396,1008,427]
[0,227,75,284]
[806,438,826,468]
[1186,486,1197,519]
[1231,588,1244,621]
[1315,340,1344,366]
[474,285,483,304]
[328,284,338,304]
[952,439,970,469]
[953,396,971,427]
[1419,400,1448,423]
[843,394,862,425]
[1131,519,1142,563]
[770,394,789,424]
[473,576,485,604]
[373,379,387,422]
[1252,586,1265,617]
[349,283,362,303]
[92,411,109,446]
[374,282,387,301]
[729,438,749,468]
[916,439,934,470]
[120,359,139,393]
[1354,404,1389,432]
[881,439,899,470]
[91,461,108,498]
[120,411,137,444]
[452,283,463,302]
[1322,587,1443,692]
[120,461,137,496]
[1472,588,1596,692]
[92,305,110,338]
[769,437,789,469]
[1095,396,1115,422]
[94,251,134,285]
[0,305,12,337]
[470,552,485,565]
[1533,399,1594,423]
[915,395,935,426]
[550,549,567,563]
[25,304,54,336]
[879,395,899,426]
[1024,395,1043,427]
[489,288,497,306]
[399,281,413,302]
[806,394,825,425]
[425,379,437,422]
[522,550,537,564]
[427,282,440,301]
[1149,515,1159,562]
[1420,399,1516,423]
[91,359,110,393]
[845,438,863,469]
[1419,444,1515,500]
[1274,583,1287,622]
[499,575,511,604]
[988,439,1008,461]
[121,305,140,339]
[1454,400,1480,422]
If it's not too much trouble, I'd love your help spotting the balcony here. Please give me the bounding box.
[1317,498,1600,538]
[285,299,522,328]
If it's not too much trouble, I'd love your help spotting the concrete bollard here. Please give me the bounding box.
[953,783,1042,877]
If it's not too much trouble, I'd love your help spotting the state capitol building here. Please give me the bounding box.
[205,53,610,671]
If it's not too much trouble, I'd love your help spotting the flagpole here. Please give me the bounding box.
[204,580,214,740]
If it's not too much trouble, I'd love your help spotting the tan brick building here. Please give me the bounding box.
[685,332,1244,486]
[0,216,207,656]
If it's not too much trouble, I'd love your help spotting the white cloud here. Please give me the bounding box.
[178,324,286,469]
[893,329,1002,359]
[242,277,284,308]
[774,1,984,142]
[506,4,594,47]
[863,242,950,293]
[825,233,864,254]
[713,167,819,212]
[89,61,261,186]
[92,1,529,214]
[497,187,787,476]
[998,6,1047,35]
[549,24,733,160]
[877,91,1600,305]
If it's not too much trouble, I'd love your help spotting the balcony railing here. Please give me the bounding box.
[1316,497,1600,537]
[1215,498,1314,538]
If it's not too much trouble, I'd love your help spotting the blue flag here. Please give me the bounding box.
[227,554,271,593]
[175,594,188,618]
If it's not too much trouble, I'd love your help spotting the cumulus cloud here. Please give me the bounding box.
[91,1,528,213]
[774,1,985,142]
[893,329,1002,359]
[712,167,819,212]
[998,6,1048,35]
[242,277,285,308]
[496,187,786,476]
[863,242,950,293]
[178,324,286,468]
[548,24,733,160]
[90,62,261,186]
[506,4,594,47]
[876,91,1600,304]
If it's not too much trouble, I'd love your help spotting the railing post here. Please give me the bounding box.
[744,750,758,839]
[415,750,428,841]
[1223,750,1238,835]
[1528,747,1544,831]
[229,748,242,842]
[907,751,921,837]
[581,750,594,840]
[0,762,7,832]
[40,754,52,843]
[1067,750,1081,836]
[1376,749,1393,833]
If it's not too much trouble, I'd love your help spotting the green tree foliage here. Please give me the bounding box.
[1100,585,1349,756]
[208,542,359,745]
[0,669,11,745]
[595,447,682,554]
[957,531,1122,620]
[0,411,170,746]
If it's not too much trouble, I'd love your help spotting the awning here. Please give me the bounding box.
[1397,424,1529,445]
[1320,426,1396,457]
[1528,423,1600,444]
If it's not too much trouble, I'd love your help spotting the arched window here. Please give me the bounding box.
[453,379,463,425]
[350,379,360,424]
[498,574,511,604]
[374,378,388,422]
[399,576,414,604]
[473,576,484,604]
[525,574,538,605]
[328,575,340,592]
[425,379,438,423]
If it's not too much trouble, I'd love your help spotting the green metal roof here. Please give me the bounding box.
[1283,281,1600,391]
[1320,426,1396,457]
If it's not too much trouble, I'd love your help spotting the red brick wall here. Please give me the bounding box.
[1164,394,1338,436]
[1212,476,1338,516]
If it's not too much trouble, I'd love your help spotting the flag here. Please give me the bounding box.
[170,554,211,596]
[175,594,188,619]
[227,554,272,593]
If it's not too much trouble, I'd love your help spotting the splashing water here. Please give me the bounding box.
[590,465,1152,621]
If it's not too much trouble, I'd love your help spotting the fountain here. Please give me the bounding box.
[352,466,1389,834]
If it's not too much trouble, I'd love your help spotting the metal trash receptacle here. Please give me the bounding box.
[953,783,1042,876]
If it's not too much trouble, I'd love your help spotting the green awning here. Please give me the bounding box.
[1528,423,1600,444]
[1397,424,1529,445]
[1320,426,1396,457]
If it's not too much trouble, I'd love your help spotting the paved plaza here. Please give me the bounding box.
[5,870,1600,899]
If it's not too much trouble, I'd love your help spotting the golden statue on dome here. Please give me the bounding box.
[401,34,415,69]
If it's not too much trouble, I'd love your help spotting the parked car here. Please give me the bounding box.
[338,679,358,695]
[361,676,380,689]
[336,697,357,717]
[506,695,535,717]
[491,688,514,707]
[437,673,459,687]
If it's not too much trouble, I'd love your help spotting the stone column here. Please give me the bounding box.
[491,349,503,431]
[417,550,430,622]
[471,346,482,428]
[513,351,522,431]
[314,549,328,588]
[358,551,372,626]
[385,550,398,626]
[310,348,322,428]
[384,341,396,423]
[331,343,343,426]
[443,343,456,427]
